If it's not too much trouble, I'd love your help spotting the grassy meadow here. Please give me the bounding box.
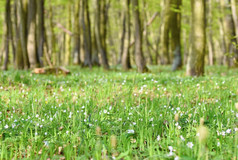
[0,66,238,159]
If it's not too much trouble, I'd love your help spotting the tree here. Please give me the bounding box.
[121,0,132,70]
[3,0,11,70]
[159,0,171,65]
[73,0,81,65]
[82,0,92,68]
[36,0,45,67]
[170,0,182,71]
[186,0,206,76]
[132,0,148,73]
[95,0,110,70]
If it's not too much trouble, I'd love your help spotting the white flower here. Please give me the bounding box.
[36,114,39,118]
[45,132,47,135]
[127,129,135,134]
[4,124,8,129]
[174,156,179,160]
[217,142,220,147]
[180,135,185,141]
[226,129,231,134]
[187,142,194,149]
[168,146,173,152]
[221,131,225,136]
[157,135,161,141]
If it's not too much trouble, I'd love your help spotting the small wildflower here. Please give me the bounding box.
[187,142,194,149]
[226,129,231,134]
[174,156,179,160]
[127,129,135,134]
[180,135,185,141]
[157,135,161,141]
[4,124,8,129]
[168,146,173,152]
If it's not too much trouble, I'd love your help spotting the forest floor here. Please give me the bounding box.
[0,66,238,159]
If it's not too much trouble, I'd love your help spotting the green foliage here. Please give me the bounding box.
[0,66,237,159]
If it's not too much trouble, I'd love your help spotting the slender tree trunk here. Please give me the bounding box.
[170,0,182,71]
[122,0,132,70]
[14,0,24,69]
[3,0,11,70]
[65,4,72,66]
[95,0,109,70]
[92,29,100,66]
[82,0,92,68]
[231,0,238,66]
[207,0,215,65]
[186,0,206,76]
[27,0,38,68]
[19,0,29,69]
[159,0,171,65]
[220,0,236,67]
[231,0,238,42]
[36,0,44,67]
[118,13,126,65]
[49,3,57,66]
[132,0,148,73]
[73,0,81,65]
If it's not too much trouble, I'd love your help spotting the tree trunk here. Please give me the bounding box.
[159,0,171,65]
[207,0,215,66]
[27,0,39,68]
[95,0,109,70]
[220,0,237,67]
[3,0,11,70]
[36,0,44,67]
[231,0,238,66]
[231,0,238,42]
[82,0,92,68]
[132,0,148,73]
[65,4,72,66]
[170,0,182,71]
[118,13,126,65]
[186,0,206,76]
[73,0,81,65]
[19,0,29,69]
[122,0,132,70]
[49,3,57,66]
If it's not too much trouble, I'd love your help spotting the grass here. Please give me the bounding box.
[0,66,238,159]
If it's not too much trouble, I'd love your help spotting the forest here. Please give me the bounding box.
[0,0,238,159]
[0,0,237,73]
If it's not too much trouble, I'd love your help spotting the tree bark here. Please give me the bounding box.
[122,0,132,70]
[95,0,110,70]
[65,4,72,66]
[132,0,148,73]
[186,0,206,76]
[36,0,44,67]
[73,0,81,65]
[159,0,171,65]
[19,0,30,69]
[3,0,11,70]
[170,0,182,71]
[82,0,92,68]
[27,0,39,68]
[207,0,215,66]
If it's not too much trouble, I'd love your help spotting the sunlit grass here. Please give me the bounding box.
[0,66,237,159]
